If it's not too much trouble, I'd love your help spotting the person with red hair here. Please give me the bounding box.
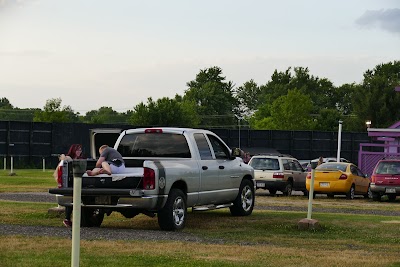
[54,144,84,227]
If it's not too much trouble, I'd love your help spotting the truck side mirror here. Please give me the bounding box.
[232,148,241,157]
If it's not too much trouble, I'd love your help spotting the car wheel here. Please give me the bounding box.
[387,194,397,202]
[303,190,309,197]
[268,189,277,195]
[283,182,293,196]
[158,188,187,231]
[364,186,373,199]
[346,185,355,200]
[81,208,104,227]
[372,192,381,201]
[230,179,255,216]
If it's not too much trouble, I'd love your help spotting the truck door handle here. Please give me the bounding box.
[219,166,225,169]
[202,166,208,170]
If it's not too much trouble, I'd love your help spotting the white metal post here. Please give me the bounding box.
[43,157,45,172]
[3,157,6,170]
[337,120,343,162]
[71,160,86,267]
[10,156,13,174]
[307,169,316,219]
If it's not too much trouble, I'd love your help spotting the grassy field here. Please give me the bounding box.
[1,170,400,267]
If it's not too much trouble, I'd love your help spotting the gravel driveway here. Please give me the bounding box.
[1,192,399,242]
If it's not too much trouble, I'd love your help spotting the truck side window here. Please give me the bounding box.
[207,134,229,160]
[194,133,213,160]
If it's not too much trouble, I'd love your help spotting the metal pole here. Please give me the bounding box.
[307,169,316,219]
[238,118,241,150]
[3,157,6,170]
[10,156,13,174]
[71,159,86,267]
[43,157,45,172]
[337,120,343,162]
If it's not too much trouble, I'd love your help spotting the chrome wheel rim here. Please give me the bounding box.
[172,197,185,226]
[241,185,253,212]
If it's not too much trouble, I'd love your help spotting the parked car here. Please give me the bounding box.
[306,162,371,199]
[298,160,310,170]
[370,158,400,201]
[307,157,350,171]
[248,154,308,196]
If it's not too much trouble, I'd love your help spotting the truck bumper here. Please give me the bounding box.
[50,188,167,210]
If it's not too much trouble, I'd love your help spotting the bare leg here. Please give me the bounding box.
[100,162,111,175]
[86,168,101,176]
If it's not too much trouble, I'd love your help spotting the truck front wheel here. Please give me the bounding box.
[230,179,255,216]
[158,188,187,231]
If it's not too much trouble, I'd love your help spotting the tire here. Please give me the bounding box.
[81,208,104,227]
[306,190,315,199]
[372,192,381,202]
[303,190,309,197]
[364,186,373,199]
[327,193,334,199]
[158,188,187,231]
[346,185,355,200]
[387,194,397,202]
[268,189,277,195]
[283,182,293,196]
[230,179,255,216]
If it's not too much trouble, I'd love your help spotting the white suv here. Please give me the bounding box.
[248,154,308,196]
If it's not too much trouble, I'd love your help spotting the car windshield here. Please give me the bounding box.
[375,162,400,175]
[316,163,347,172]
[249,158,279,170]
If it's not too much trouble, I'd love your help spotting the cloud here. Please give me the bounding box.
[355,8,400,34]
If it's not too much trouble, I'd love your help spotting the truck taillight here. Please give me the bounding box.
[306,173,311,179]
[57,166,63,188]
[339,174,348,180]
[273,172,284,179]
[144,128,163,133]
[143,167,155,190]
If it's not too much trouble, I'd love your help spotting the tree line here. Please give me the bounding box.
[1,60,399,131]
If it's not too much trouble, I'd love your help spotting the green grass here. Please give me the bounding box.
[0,169,55,192]
[1,170,400,267]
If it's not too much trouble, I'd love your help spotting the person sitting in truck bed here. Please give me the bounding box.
[86,145,125,176]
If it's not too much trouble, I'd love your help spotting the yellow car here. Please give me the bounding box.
[306,162,371,199]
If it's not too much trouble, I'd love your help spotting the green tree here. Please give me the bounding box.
[313,109,343,131]
[33,98,79,123]
[184,66,237,127]
[234,79,262,117]
[129,96,200,127]
[82,107,128,124]
[353,61,400,129]
[251,89,315,130]
[0,97,37,121]
[0,97,13,109]
[335,83,358,115]
[260,67,339,115]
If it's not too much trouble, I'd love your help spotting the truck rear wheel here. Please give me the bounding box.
[158,188,187,231]
[81,208,104,227]
[230,179,254,216]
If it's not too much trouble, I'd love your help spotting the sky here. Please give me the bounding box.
[0,0,399,114]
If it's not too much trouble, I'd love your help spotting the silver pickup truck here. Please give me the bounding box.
[49,127,255,231]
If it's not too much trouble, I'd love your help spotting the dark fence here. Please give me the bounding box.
[0,121,370,169]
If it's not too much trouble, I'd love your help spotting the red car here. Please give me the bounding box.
[370,158,400,201]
